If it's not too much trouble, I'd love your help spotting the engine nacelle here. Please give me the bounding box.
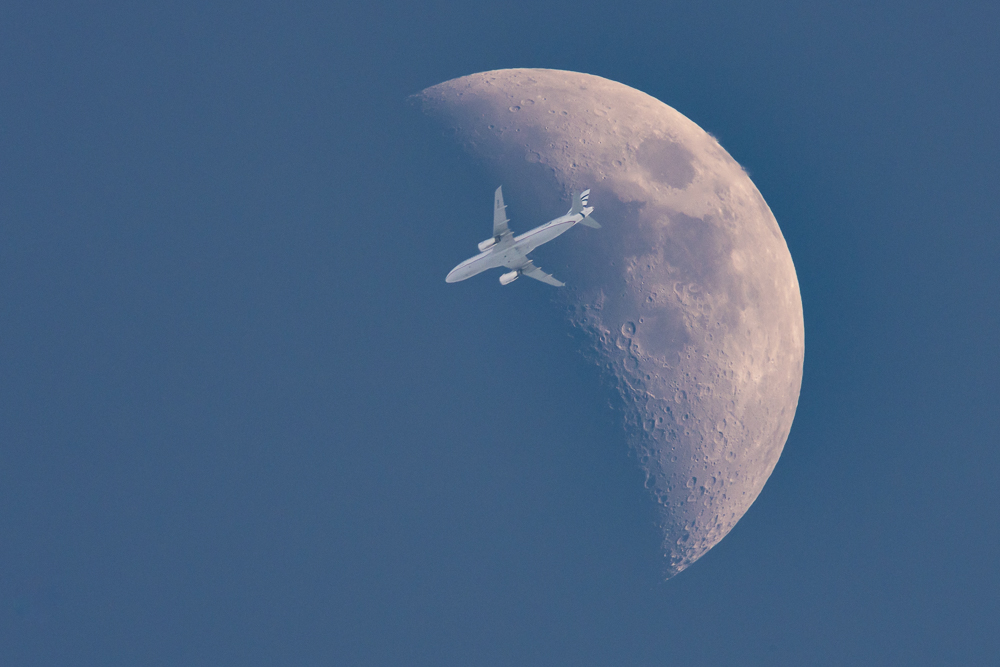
[478,237,498,252]
[499,270,519,286]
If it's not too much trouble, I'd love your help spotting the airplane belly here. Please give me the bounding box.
[518,221,572,254]
[446,251,504,282]
[498,246,527,269]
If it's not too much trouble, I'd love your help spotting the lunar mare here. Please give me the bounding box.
[416,69,804,577]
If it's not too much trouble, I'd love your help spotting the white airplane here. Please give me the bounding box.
[446,186,600,287]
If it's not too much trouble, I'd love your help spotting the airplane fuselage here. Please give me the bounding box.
[446,212,583,283]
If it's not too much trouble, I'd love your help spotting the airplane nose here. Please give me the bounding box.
[446,267,460,283]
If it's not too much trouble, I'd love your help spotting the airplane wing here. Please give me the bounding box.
[520,260,565,287]
[493,186,512,239]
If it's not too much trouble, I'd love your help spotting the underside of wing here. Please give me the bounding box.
[520,260,565,287]
[493,186,512,239]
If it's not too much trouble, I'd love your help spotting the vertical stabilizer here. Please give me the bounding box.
[569,189,591,215]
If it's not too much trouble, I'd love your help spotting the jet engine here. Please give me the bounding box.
[499,270,519,285]
[478,237,498,252]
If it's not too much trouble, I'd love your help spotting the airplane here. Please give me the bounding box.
[446,186,600,287]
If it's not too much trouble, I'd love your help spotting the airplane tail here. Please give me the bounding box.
[570,189,601,228]
[569,189,591,215]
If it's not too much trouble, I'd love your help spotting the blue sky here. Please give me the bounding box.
[1,2,998,665]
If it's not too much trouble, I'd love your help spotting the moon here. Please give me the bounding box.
[415,69,804,578]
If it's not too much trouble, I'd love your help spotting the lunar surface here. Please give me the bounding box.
[415,69,804,577]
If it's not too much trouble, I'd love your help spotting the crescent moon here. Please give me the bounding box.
[415,69,804,578]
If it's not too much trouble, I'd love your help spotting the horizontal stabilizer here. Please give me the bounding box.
[580,213,601,229]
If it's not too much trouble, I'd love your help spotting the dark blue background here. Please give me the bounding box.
[2,2,997,664]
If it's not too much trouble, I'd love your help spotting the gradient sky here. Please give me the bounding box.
[2,2,998,665]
